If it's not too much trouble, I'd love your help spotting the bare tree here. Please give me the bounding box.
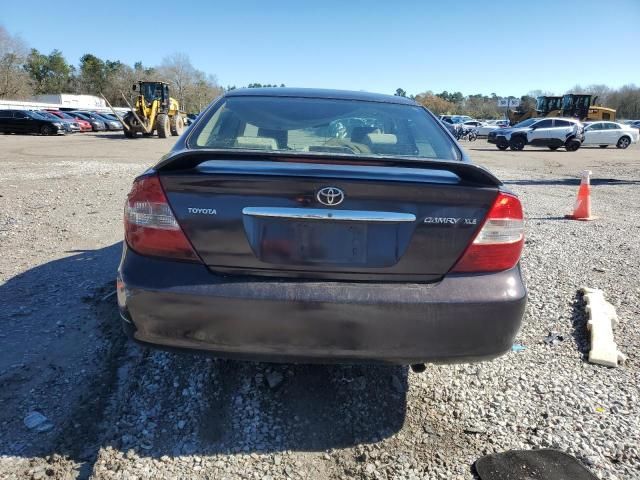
[582,84,611,105]
[0,25,32,98]
[158,53,196,107]
[158,53,222,113]
[527,89,556,98]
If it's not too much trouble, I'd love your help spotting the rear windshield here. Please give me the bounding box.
[190,96,460,161]
[27,111,48,120]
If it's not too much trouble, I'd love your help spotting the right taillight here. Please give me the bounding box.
[451,192,524,273]
[124,174,200,262]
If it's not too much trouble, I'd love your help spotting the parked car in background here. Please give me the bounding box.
[37,110,80,133]
[65,111,107,132]
[440,115,473,125]
[91,112,123,131]
[47,110,92,132]
[440,120,457,136]
[117,88,527,367]
[488,117,584,151]
[462,120,483,133]
[0,109,65,135]
[475,122,502,136]
[74,110,122,130]
[583,121,639,149]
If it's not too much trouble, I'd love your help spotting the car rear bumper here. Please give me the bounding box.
[117,247,527,365]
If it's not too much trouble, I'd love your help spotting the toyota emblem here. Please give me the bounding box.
[316,187,344,206]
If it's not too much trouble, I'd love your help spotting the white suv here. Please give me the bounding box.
[488,117,584,151]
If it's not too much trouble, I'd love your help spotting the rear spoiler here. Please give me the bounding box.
[155,149,502,187]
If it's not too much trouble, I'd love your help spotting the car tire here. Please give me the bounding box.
[497,144,509,151]
[509,136,526,151]
[616,136,631,149]
[157,113,170,138]
[548,146,559,151]
[565,139,581,152]
[40,125,53,136]
[599,145,608,148]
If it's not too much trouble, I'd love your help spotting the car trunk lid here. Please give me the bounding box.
[158,152,501,281]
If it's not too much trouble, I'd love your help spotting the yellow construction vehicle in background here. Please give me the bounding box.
[507,95,563,124]
[557,94,616,121]
[539,96,564,117]
[119,81,185,138]
[507,94,616,124]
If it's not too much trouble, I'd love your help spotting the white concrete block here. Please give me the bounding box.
[581,287,627,367]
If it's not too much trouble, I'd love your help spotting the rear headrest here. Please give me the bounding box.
[258,128,287,149]
[366,133,397,144]
[351,126,376,143]
[234,136,278,150]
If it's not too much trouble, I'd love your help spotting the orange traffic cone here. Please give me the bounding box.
[566,170,595,221]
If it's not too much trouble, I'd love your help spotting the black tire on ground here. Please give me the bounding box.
[124,128,137,138]
[156,113,170,138]
[142,132,154,137]
[616,136,631,149]
[509,136,526,151]
[599,145,608,148]
[497,144,509,151]
[170,115,185,136]
[565,140,581,152]
[548,146,560,151]
[41,125,53,135]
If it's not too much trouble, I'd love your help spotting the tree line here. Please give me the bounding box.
[397,85,640,120]
[2,25,639,118]
[0,26,222,113]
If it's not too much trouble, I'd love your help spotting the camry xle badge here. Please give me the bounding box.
[424,217,477,225]
[187,207,217,215]
[316,187,344,206]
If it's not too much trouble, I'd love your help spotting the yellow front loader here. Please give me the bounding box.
[543,94,616,121]
[120,81,185,138]
[507,96,563,124]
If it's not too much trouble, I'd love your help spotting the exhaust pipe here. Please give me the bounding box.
[410,363,426,373]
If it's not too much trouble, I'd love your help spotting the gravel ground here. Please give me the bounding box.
[0,132,638,480]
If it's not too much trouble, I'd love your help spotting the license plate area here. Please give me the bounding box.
[272,221,366,265]
[244,218,404,268]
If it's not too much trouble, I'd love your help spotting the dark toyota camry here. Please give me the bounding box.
[117,88,526,365]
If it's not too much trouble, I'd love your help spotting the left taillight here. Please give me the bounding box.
[124,174,200,262]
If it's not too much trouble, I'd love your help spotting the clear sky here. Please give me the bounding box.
[3,0,639,97]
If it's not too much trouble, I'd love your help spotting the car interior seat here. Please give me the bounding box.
[258,128,288,149]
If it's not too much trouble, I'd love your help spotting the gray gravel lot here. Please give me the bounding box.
[0,132,638,479]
